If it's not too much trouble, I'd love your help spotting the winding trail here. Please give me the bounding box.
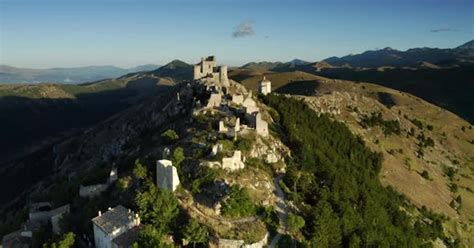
[269,175,289,247]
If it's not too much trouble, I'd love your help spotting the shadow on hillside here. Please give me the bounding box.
[274,80,321,96]
[0,83,175,206]
[0,83,174,162]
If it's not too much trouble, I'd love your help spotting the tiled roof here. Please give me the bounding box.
[91,205,134,234]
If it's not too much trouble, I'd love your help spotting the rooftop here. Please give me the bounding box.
[112,226,140,247]
[91,205,137,235]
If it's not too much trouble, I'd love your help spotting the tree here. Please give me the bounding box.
[287,214,305,233]
[161,129,179,144]
[183,219,208,247]
[133,159,147,180]
[136,225,164,247]
[43,232,75,248]
[172,147,185,167]
[135,181,179,233]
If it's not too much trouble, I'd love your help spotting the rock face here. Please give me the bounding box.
[156,159,180,192]
[211,232,269,248]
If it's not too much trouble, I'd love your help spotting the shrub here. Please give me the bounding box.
[421,170,430,180]
[221,186,256,218]
[161,129,179,144]
[288,214,305,233]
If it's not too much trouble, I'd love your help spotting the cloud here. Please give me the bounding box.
[430,28,459,33]
[232,21,255,38]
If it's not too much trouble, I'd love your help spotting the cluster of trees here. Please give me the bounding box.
[132,162,208,247]
[263,95,445,247]
[360,111,401,135]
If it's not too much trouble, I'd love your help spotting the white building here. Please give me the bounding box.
[193,56,229,87]
[156,159,180,192]
[222,150,245,171]
[258,76,272,95]
[92,205,140,248]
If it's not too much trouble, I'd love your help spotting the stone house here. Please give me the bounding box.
[92,205,140,248]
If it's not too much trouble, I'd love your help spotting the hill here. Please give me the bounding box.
[0,62,192,164]
[0,64,160,84]
[1,74,472,246]
[233,70,474,244]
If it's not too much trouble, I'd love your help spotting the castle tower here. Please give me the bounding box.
[156,160,180,192]
[219,65,229,87]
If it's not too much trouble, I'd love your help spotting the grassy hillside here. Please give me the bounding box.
[234,70,474,245]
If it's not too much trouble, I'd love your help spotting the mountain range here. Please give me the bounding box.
[0,64,160,84]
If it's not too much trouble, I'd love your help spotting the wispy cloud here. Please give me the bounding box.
[232,21,255,38]
[430,27,459,33]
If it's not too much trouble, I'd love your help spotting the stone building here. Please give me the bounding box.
[218,118,240,138]
[194,56,229,87]
[92,205,140,248]
[156,159,180,192]
[79,168,118,198]
[206,93,223,108]
[258,76,272,95]
[222,150,245,171]
[255,113,269,137]
[28,202,70,235]
[243,93,259,115]
[231,94,244,105]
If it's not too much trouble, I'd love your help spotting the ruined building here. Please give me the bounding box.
[193,56,229,87]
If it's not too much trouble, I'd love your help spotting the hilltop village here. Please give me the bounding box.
[3,56,291,248]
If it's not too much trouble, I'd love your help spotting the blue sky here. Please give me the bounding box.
[0,0,473,68]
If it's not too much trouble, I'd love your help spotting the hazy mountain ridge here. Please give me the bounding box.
[0,64,161,84]
[322,40,474,68]
[234,40,474,123]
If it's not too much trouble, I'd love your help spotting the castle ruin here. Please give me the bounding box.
[194,56,229,87]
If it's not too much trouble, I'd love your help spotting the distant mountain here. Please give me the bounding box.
[240,61,282,71]
[322,40,474,68]
[0,64,161,84]
[148,60,193,80]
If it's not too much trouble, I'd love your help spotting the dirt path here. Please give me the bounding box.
[269,175,289,247]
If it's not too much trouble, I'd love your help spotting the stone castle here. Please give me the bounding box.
[193,56,229,87]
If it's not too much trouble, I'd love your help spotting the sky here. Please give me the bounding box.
[0,0,473,68]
